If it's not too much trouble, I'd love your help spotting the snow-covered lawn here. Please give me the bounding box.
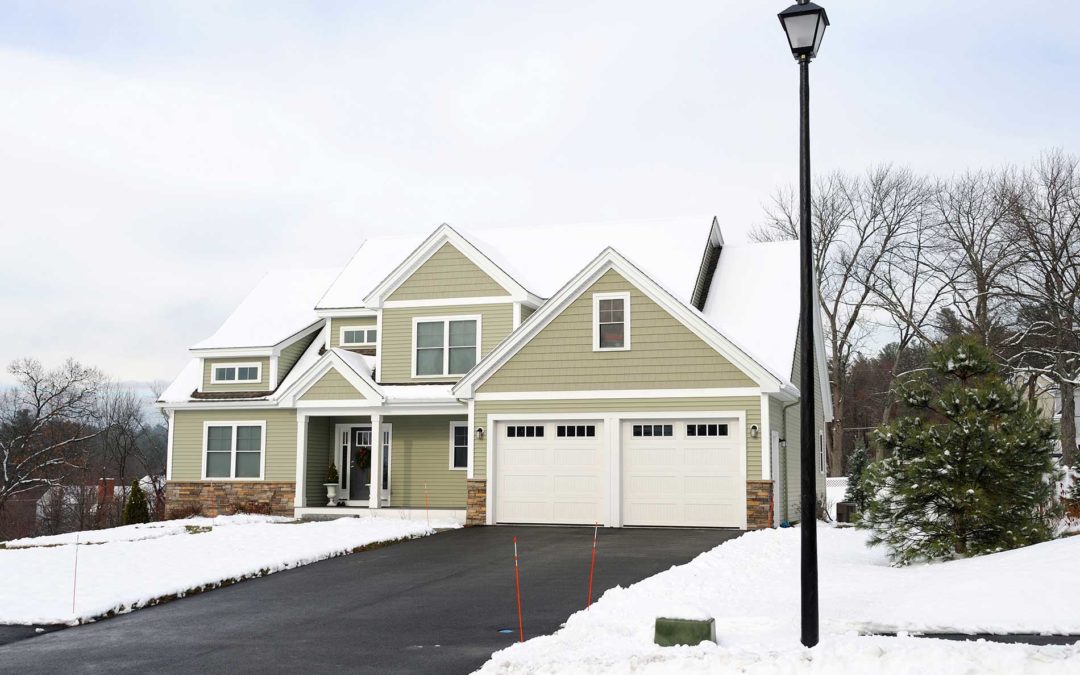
[479,527,1080,674]
[0,515,457,626]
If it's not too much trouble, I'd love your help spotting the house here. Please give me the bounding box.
[1019,373,1080,460]
[157,219,832,529]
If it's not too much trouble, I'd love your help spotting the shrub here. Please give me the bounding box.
[859,336,1063,565]
[227,500,273,516]
[167,503,204,520]
[326,462,339,484]
[122,480,151,525]
[844,444,872,512]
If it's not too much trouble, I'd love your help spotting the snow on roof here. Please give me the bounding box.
[274,325,329,395]
[329,348,376,379]
[157,358,202,403]
[316,217,716,309]
[315,235,429,310]
[701,240,799,382]
[193,268,341,350]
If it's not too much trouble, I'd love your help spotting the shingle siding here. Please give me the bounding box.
[386,415,468,508]
[171,409,297,482]
[329,316,377,349]
[388,242,507,301]
[278,332,319,386]
[300,370,363,401]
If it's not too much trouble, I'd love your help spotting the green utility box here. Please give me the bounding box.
[653,617,716,647]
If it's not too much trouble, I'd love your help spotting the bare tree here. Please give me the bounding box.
[752,165,924,473]
[1004,150,1080,466]
[0,359,104,514]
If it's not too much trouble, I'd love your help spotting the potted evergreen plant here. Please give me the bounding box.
[325,463,340,506]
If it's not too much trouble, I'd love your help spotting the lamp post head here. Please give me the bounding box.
[779,0,829,61]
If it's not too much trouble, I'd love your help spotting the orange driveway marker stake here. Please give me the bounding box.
[514,536,524,642]
[587,522,599,608]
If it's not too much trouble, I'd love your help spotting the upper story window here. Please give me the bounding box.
[592,292,631,351]
[413,316,481,377]
[210,362,262,384]
[341,327,378,347]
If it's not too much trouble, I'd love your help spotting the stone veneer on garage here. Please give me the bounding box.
[465,479,487,526]
[165,481,295,517]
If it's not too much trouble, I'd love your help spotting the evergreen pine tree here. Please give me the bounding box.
[844,444,872,512]
[858,336,1063,565]
[123,479,151,525]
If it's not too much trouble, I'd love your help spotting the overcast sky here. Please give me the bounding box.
[0,1,1077,385]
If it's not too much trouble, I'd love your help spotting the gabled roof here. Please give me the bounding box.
[277,347,384,405]
[192,268,340,351]
[452,247,797,399]
[315,217,718,310]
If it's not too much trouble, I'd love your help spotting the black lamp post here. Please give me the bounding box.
[778,0,829,650]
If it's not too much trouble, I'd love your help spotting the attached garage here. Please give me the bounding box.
[491,415,746,528]
[621,419,744,528]
[493,421,605,525]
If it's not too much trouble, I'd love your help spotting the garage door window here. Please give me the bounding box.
[687,423,728,437]
[632,424,673,437]
[506,425,545,438]
[556,424,596,438]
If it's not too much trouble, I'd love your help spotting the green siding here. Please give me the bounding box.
[480,269,757,392]
[201,357,271,393]
[388,242,507,301]
[387,415,468,508]
[278,332,319,386]
[520,305,536,322]
[473,397,761,481]
[300,370,364,401]
[304,416,332,507]
[171,408,297,482]
[329,316,377,349]
[379,303,514,384]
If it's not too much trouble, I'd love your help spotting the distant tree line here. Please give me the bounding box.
[753,150,1080,474]
[0,358,168,540]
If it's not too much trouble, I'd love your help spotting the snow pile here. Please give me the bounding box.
[0,515,455,625]
[479,527,1080,674]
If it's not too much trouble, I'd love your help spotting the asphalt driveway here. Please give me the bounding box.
[0,525,739,674]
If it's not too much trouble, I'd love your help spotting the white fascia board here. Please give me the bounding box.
[383,296,514,309]
[454,248,785,398]
[190,346,274,358]
[362,224,533,307]
[474,387,761,401]
[812,290,835,422]
[295,403,466,416]
[159,401,279,410]
[314,307,378,319]
[276,352,384,406]
[271,320,326,355]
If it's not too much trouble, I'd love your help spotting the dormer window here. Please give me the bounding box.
[592,292,631,351]
[211,363,262,384]
[341,327,378,347]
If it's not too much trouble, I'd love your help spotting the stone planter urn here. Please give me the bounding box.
[324,483,339,506]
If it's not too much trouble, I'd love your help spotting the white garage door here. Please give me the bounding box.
[621,419,743,528]
[494,421,605,525]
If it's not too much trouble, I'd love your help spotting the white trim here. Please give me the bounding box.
[269,357,279,390]
[165,409,175,481]
[384,296,514,309]
[339,325,378,348]
[369,413,382,509]
[374,310,383,383]
[449,421,469,470]
[771,429,783,523]
[467,398,476,479]
[363,225,539,307]
[475,387,760,401]
[485,410,747,529]
[209,362,263,385]
[315,308,379,319]
[191,347,274,358]
[411,314,483,379]
[381,422,393,507]
[592,291,631,352]
[200,420,267,480]
[453,249,790,399]
[296,403,465,416]
[512,302,522,329]
[277,351,384,406]
[760,393,772,481]
[295,413,307,508]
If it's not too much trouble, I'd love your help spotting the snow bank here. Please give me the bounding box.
[0,515,454,625]
[479,527,1080,674]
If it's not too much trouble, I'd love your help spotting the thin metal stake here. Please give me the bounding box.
[587,522,599,608]
[513,536,524,642]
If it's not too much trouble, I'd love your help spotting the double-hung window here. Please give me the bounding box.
[593,292,630,351]
[210,362,262,384]
[449,422,469,470]
[204,422,265,479]
[414,316,481,377]
[341,326,378,347]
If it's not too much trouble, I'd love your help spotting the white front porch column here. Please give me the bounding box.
[369,412,382,509]
[295,412,308,510]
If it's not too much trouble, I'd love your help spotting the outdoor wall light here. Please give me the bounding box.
[750,424,760,439]
[778,0,829,61]
[475,426,485,441]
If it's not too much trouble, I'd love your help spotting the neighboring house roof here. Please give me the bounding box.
[192,268,340,350]
[316,217,718,310]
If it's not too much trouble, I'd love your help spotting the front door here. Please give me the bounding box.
[349,428,372,501]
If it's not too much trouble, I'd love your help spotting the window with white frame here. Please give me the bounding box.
[210,363,261,384]
[414,316,480,377]
[449,423,469,470]
[593,292,630,350]
[204,422,264,479]
[341,326,378,346]
[818,430,825,473]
